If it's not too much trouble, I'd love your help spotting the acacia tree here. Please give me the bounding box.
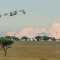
[0,38,14,56]
[42,36,51,41]
[5,36,11,40]
[11,36,19,41]
[35,36,42,41]
[21,36,28,41]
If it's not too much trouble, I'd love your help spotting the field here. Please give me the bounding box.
[0,41,60,60]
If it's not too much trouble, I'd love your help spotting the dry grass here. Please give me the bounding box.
[0,41,60,60]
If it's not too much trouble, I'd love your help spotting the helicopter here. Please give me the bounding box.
[0,10,26,17]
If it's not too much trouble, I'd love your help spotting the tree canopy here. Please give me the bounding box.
[5,36,11,40]
[35,36,42,41]
[0,38,14,56]
[21,36,28,41]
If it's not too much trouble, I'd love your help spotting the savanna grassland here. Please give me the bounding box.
[0,41,60,60]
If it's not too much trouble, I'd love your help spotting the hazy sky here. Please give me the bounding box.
[0,0,60,38]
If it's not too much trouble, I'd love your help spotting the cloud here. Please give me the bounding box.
[6,31,19,37]
[6,27,48,38]
[19,27,48,37]
[49,22,60,39]
[6,22,60,39]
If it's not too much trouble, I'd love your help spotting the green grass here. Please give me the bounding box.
[0,41,60,60]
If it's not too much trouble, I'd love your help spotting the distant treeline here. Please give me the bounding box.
[0,36,58,41]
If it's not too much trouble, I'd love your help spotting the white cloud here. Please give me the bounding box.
[6,27,48,38]
[6,31,19,37]
[6,22,60,39]
[19,27,48,37]
[49,22,60,39]
[19,27,41,37]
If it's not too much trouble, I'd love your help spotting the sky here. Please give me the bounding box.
[0,0,60,38]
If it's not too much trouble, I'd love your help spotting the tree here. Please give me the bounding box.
[0,38,14,56]
[49,37,55,41]
[35,36,42,41]
[42,36,50,41]
[11,36,19,41]
[21,36,28,41]
[5,36,11,40]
